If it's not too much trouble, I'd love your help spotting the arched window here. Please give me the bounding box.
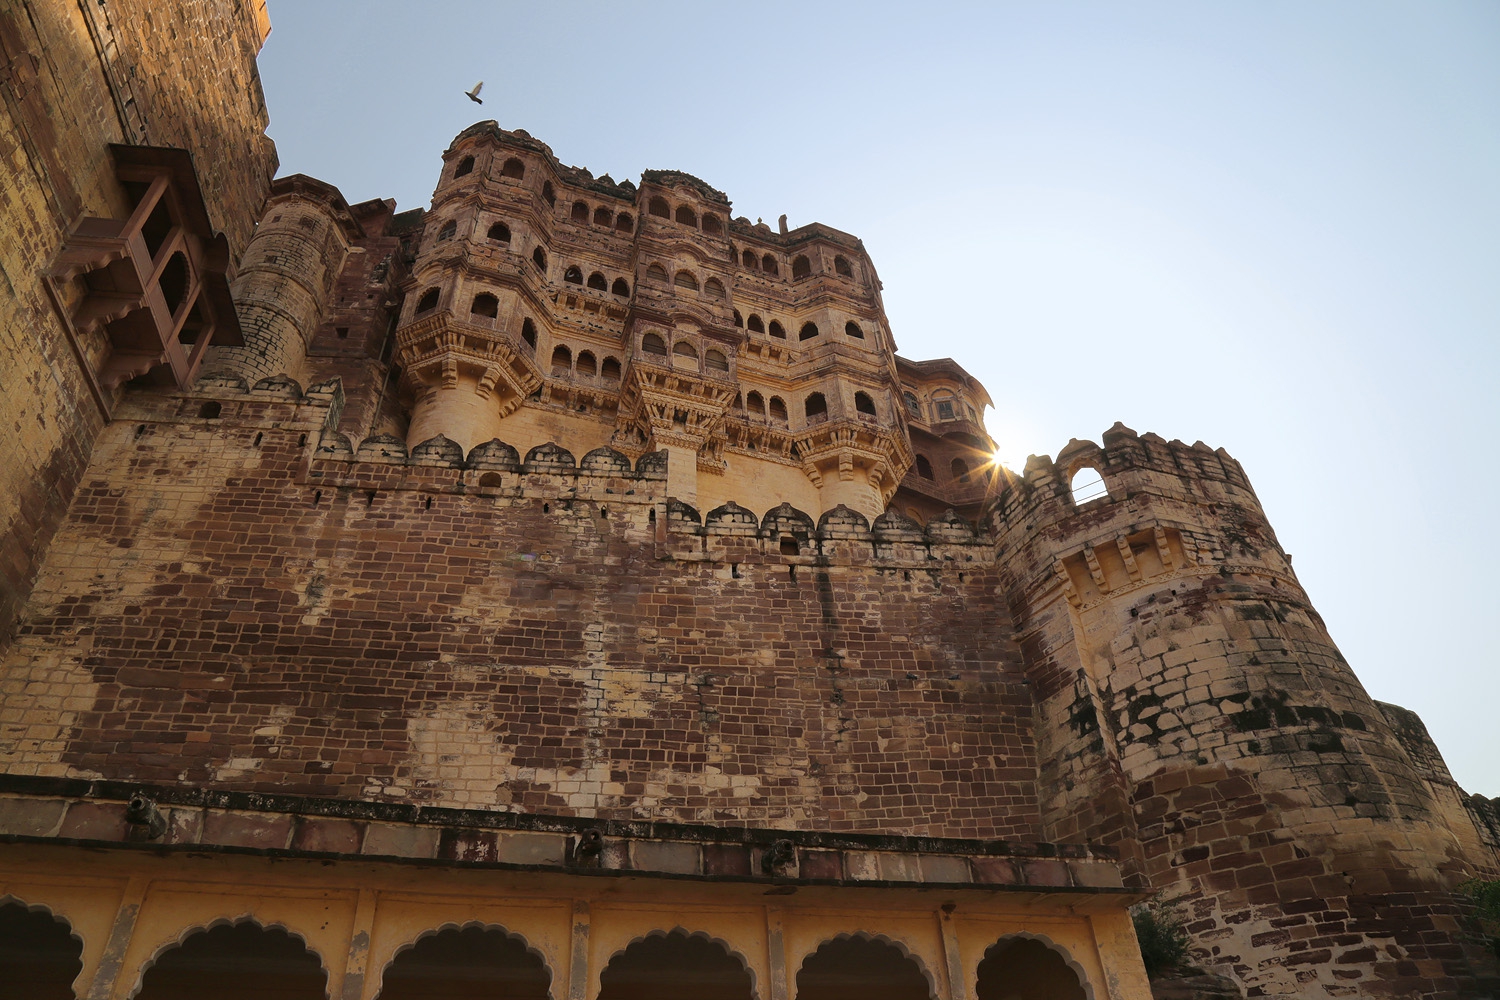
[576,350,597,376]
[951,457,970,482]
[674,271,699,291]
[601,356,621,379]
[854,391,876,415]
[673,341,699,363]
[792,255,812,279]
[746,391,765,414]
[647,263,669,283]
[733,392,743,408]
[794,936,930,1000]
[587,272,608,290]
[768,396,788,421]
[648,196,670,218]
[642,332,668,355]
[733,309,744,328]
[805,392,828,420]
[454,155,475,178]
[521,318,537,348]
[416,287,440,314]
[542,181,556,206]
[761,254,778,275]
[571,201,590,222]
[487,221,511,243]
[916,455,935,479]
[551,345,572,373]
[704,278,725,299]
[675,205,698,227]
[564,266,584,284]
[378,926,551,1000]
[705,349,729,372]
[611,277,630,296]
[702,214,723,235]
[768,320,786,339]
[615,213,634,232]
[501,157,525,179]
[470,293,499,318]
[437,220,456,241]
[834,255,853,277]
[747,314,765,333]
[593,206,612,227]
[742,249,758,269]
[798,322,819,341]
[532,246,547,271]
[597,931,752,1000]
[976,937,1087,1000]
[845,321,864,338]
[1070,466,1108,504]
[136,922,326,1000]
[903,392,922,419]
[0,901,83,999]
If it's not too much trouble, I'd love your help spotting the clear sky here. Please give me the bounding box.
[257,1,1499,794]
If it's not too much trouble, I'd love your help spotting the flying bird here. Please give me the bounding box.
[465,81,484,105]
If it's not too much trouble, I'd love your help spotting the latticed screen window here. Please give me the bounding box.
[904,393,922,419]
[936,399,955,420]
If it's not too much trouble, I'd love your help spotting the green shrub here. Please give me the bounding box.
[1457,878,1500,959]
[1132,897,1191,978]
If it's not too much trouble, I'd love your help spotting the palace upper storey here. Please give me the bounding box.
[223,122,1000,523]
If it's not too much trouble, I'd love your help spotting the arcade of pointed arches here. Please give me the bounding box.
[0,897,1096,1000]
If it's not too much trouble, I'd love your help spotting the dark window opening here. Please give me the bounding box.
[587,272,608,290]
[916,455,934,480]
[951,458,970,482]
[135,922,326,1000]
[733,309,744,327]
[642,333,668,356]
[798,322,819,341]
[704,278,725,299]
[521,318,537,348]
[437,220,457,241]
[747,314,765,333]
[159,251,190,315]
[597,932,752,1000]
[542,181,556,206]
[674,271,699,291]
[705,349,729,372]
[471,293,499,318]
[416,287,440,313]
[615,213,634,233]
[747,391,765,414]
[551,346,572,373]
[590,206,611,227]
[675,205,698,227]
[781,536,800,556]
[742,249,758,269]
[601,356,621,379]
[501,158,525,179]
[805,392,828,419]
[648,196,670,218]
[454,155,475,178]
[768,396,788,421]
[791,255,811,279]
[576,351,597,376]
[612,277,631,296]
[572,201,590,222]
[854,391,876,415]
[845,321,864,339]
[647,263,669,283]
[834,255,853,277]
[487,221,511,243]
[564,266,584,284]
[761,254,778,275]
[198,401,221,419]
[702,214,723,235]
[532,246,547,271]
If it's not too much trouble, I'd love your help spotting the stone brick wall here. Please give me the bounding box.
[0,0,275,647]
[0,383,1039,840]
[989,424,1500,997]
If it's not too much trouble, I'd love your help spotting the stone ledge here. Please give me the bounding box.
[0,779,1132,895]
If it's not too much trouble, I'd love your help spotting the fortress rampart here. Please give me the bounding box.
[987,423,1499,995]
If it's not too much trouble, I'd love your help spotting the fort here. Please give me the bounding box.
[0,3,1496,999]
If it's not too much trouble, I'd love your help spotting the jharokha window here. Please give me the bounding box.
[49,144,244,405]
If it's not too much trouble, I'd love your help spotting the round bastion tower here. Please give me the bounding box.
[989,422,1498,998]
[200,175,360,386]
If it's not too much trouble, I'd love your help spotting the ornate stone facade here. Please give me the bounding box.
[0,4,1495,999]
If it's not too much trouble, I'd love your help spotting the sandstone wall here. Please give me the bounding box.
[0,0,275,645]
[0,383,1038,839]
